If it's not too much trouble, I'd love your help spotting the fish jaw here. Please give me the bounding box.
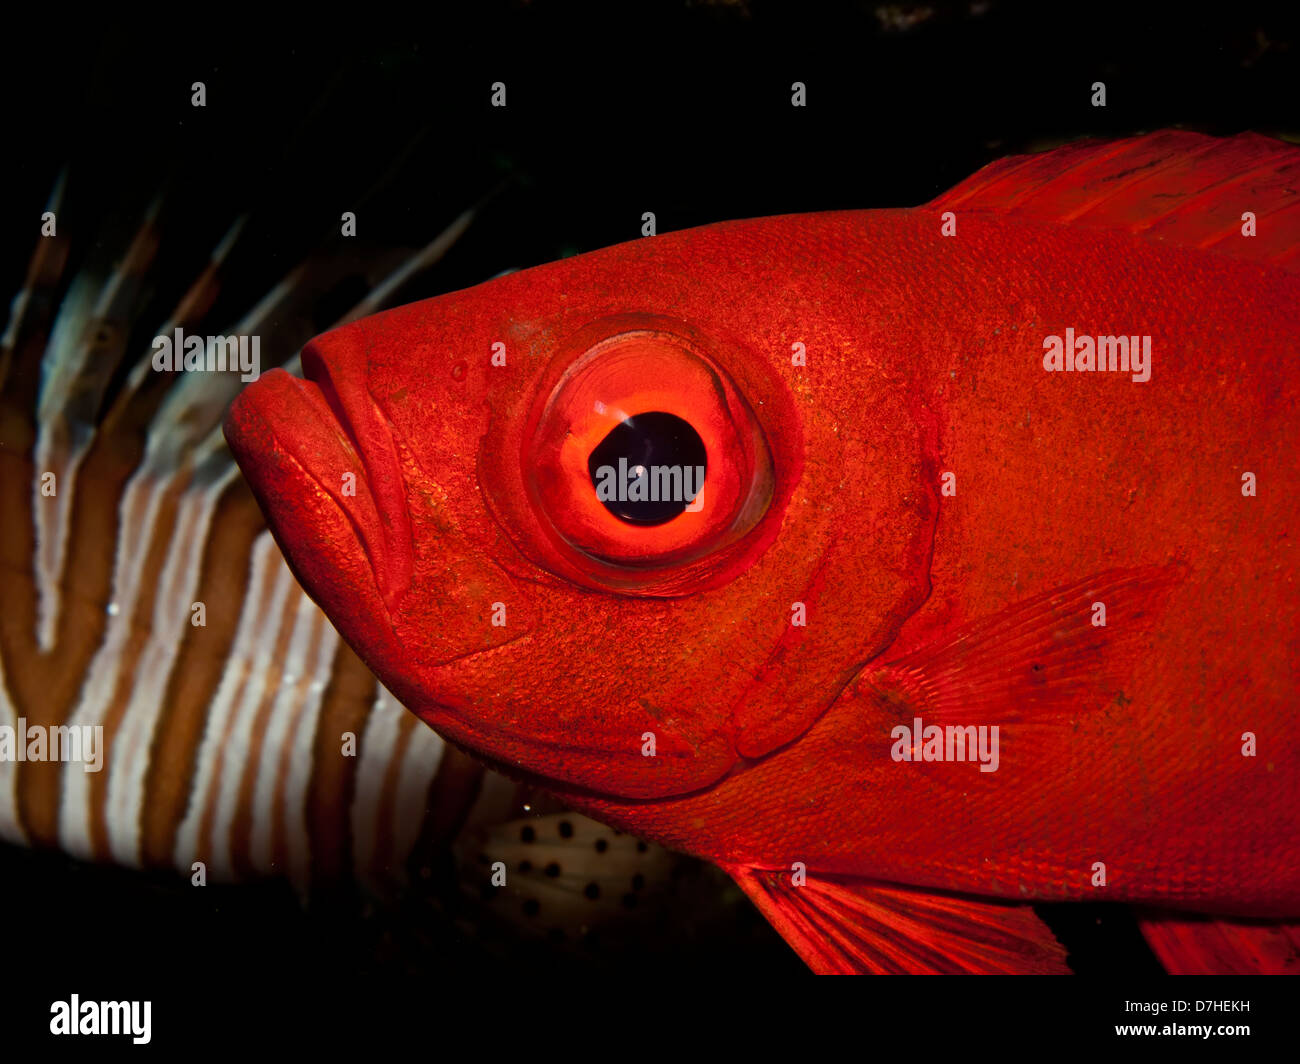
[224,363,406,650]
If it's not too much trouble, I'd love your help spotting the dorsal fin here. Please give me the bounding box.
[928,130,1300,272]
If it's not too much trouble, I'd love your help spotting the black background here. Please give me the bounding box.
[1,0,1296,1048]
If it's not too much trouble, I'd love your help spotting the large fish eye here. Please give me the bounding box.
[524,325,774,588]
[587,411,708,526]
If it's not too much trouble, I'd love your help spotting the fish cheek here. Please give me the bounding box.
[728,405,941,760]
[389,485,540,667]
[393,550,537,666]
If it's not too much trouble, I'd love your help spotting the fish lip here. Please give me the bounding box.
[298,336,416,609]
[297,341,368,481]
[223,341,413,617]
[223,368,377,578]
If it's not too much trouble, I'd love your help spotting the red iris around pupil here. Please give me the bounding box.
[527,329,773,581]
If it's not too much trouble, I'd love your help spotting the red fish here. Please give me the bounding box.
[225,131,1300,974]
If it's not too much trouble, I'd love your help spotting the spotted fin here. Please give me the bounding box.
[457,811,692,950]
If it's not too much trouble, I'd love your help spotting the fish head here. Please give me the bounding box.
[224,216,938,802]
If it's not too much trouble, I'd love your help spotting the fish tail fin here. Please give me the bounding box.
[727,865,1069,974]
[1137,913,1300,974]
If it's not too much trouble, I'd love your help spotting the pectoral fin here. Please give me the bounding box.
[858,565,1185,762]
[727,865,1069,974]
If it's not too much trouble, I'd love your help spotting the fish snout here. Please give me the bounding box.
[223,346,413,650]
[298,336,416,608]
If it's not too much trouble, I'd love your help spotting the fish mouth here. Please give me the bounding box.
[223,337,415,621]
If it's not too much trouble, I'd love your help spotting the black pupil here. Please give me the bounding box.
[587,411,707,526]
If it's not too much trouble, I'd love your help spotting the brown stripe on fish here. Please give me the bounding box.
[73,448,191,864]
[351,686,446,891]
[223,546,316,882]
[406,744,491,883]
[137,477,268,869]
[0,412,138,852]
[303,639,383,886]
